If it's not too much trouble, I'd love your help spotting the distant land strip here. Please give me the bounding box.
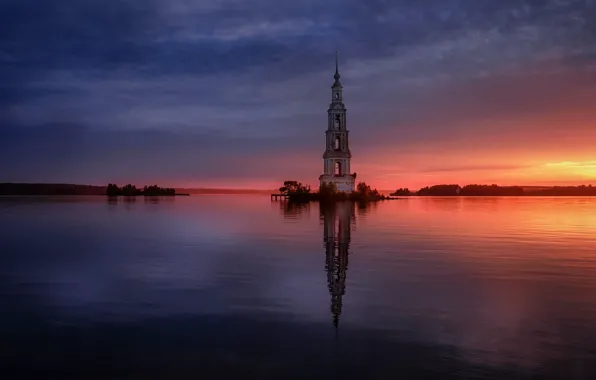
[1,183,596,196]
[390,184,596,197]
[0,183,273,196]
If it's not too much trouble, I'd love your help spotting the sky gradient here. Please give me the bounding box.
[2,0,596,189]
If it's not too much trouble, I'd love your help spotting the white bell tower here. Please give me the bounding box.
[319,52,355,193]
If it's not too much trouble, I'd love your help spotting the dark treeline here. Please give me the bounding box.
[279,180,391,203]
[106,184,177,196]
[391,184,596,196]
[525,185,596,196]
[0,183,106,195]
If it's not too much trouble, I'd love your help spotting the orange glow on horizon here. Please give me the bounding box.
[169,159,596,191]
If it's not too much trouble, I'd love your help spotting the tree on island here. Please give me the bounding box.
[278,180,388,202]
[460,184,524,196]
[143,185,175,196]
[279,181,311,196]
[416,184,461,196]
[122,184,141,196]
[355,181,382,199]
[279,180,313,202]
[391,188,412,196]
[106,183,177,196]
[106,183,120,196]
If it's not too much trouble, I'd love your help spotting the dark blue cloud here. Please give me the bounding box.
[1,0,595,185]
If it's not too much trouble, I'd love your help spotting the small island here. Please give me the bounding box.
[106,184,186,196]
[277,180,393,203]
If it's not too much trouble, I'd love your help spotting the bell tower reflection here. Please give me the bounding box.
[321,202,355,329]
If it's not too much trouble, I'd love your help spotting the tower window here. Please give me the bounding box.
[334,161,342,176]
[334,136,340,150]
[335,92,340,100]
[334,115,340,129]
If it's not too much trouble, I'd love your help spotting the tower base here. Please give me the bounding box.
[319,175,355,193]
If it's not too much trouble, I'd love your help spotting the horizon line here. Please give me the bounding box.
[2,182,596,192]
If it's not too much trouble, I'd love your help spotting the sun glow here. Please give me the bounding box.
[543,161,596,178]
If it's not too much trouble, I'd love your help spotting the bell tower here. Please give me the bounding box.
[319,52,355,193]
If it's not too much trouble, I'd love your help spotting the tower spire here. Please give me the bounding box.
[334,51,340,82]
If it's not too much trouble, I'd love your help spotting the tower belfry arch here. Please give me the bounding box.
[319,52,355,192]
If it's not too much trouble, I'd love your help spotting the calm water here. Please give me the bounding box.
[2,196,596,379]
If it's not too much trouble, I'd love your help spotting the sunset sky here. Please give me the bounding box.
[2,0,596,190]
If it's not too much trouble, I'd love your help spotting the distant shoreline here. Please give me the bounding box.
[2,182,596,197]
[107,194,190,197]
[0,183,271,196]
[391,184,596,197]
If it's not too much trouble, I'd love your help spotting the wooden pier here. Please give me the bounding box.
[270,194,289,200]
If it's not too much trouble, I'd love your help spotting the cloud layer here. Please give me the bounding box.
[2,0,596,188]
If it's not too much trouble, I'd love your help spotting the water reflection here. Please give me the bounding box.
[4,196,596,378]
[278,200,312,219]
[355,199,379,218]
[321,202,355,329]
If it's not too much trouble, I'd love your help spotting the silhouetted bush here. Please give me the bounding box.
[391,188,412,196]
[460,184,524,196]
[524,185,596,196]
[282,180,388,203]
[417,184,461,196]
[105,184,176,196]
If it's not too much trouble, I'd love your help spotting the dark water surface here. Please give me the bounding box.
[2,196,596,379]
